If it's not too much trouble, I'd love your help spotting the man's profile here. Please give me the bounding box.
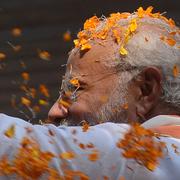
[0,7,180,180]
[48,6,180,127]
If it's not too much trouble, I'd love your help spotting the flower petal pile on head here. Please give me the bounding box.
[74,6,179,56]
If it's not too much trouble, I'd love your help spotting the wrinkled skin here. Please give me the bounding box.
[49,40,126,125]
[48,39,177,126]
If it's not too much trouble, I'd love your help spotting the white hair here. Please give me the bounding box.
[96,15,180,109]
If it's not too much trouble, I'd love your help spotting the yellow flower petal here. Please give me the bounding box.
[120,46,128,55]
[59,152,75,159]
[39,99,49,106]
[21,97,31,107]
[59,99,71,108]
[81,43,91,51]
[129,19,137,33]
[4,125,15,138]
[73,39,80,47]
[69,78,80,87]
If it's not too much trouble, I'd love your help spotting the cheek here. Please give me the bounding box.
[77,90,107,110]
[69,101,90,115]
[69,92,103,117]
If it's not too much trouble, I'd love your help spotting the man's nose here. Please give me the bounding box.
[48,101,68,123]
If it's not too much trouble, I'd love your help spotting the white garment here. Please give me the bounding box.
[0,113,180,180]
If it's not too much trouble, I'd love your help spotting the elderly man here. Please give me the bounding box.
[48,7,180,128]
[0,7,180,180]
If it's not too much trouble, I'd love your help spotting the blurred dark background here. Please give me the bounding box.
[0,0,179,123]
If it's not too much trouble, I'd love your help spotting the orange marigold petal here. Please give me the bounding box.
[11,27,22,37]
[38,50,51,61]
[173,65,179,78]
[168,18,175,27]
[39,84,50,97]
[81,43,91,51]
[137,7,144,18]
[145,6,154,15]
[69,78,80,87]
[63,31,71,42]
[74,39,80,47]
[21,97,31,107]
[59,99,71,108]
[82,121,89,132]
[122,103,128,110]
[0,52,6,60]
[166,38,176,46]
[21,72,30,81]
[59,152,75,160]
[129,19,137,33]
[88,150,99,162]
[84,16,99,30]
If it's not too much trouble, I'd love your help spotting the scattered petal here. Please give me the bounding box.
[129,19,137,33]
[169,31,176,36]
[11,27,22,37]
[29,88,36,98]
[39,99,49,106]
[59,152,75,160]
[79,143,86,149]
[117,123,165,171]
[69,78,80,87]
[173,65,179,78]
[81,43,91,51]
[82,121,89,132]
[88,150,99,162]
[21,97,31,107]
[122,103,128,110]
[120,46,128,55]
[39,84,50,98]
[32,105,40,113]
[38,50,51,61]
[63,31,71,42]
[0,52,6,60]
[21,72,30,81]
[86,143,94,149]
[168,18,175,27]
[166,38,176,46]
[4,125,15,138]
[59,99,71,108]
[112,29,121,44]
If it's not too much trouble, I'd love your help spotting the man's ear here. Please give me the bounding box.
[135,66,162,118]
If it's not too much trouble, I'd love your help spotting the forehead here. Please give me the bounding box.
[66,41,118,79]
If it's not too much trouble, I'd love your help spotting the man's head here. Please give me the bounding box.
[48,7,180,126]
